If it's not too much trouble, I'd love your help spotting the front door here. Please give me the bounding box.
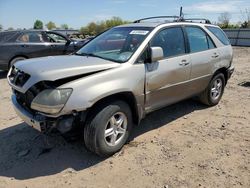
[43,32,74,55]
[145,26,191,112]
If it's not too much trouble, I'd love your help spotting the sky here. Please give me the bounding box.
[0,0,249,29]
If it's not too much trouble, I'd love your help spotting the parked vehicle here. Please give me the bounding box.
[0,30,85,70]
[8,16,234,156]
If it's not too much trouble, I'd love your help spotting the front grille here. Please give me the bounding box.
[9,66,30,87]
[15,90,36,114]
[14,84,42,113]
[14,81,52,113]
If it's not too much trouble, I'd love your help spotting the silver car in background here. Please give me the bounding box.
[8,17,234,156]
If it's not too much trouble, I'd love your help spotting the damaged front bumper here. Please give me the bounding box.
[11,95,84,133]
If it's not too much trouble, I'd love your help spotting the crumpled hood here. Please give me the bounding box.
[11,55,120,93]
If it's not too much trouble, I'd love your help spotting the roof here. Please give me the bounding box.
[117,16,213,28]
[117,21,214,29]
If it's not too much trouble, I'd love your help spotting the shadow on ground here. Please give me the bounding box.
[0,99,205,180]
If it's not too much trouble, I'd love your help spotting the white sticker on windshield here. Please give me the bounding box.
[130,30,149,35]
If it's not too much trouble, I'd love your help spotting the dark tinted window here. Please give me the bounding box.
[206,26,230,45]
[186,27,210,53]
[151,27,186,58]
[0,31,18,42]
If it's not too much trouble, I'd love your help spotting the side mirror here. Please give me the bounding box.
[151,47,163,62]
[65,40,71,46]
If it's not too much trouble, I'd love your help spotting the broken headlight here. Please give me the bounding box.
[31,88,72,114]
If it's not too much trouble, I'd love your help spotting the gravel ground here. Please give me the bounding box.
[0,47,249,188]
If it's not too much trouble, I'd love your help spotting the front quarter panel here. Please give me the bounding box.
[59,62,145,114]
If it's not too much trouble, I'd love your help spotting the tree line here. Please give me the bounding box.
[33,20,70,30]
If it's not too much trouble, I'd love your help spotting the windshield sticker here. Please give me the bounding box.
[129,30,149,35]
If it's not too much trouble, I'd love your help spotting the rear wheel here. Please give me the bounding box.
[199,73,225,106]
[9,56,27,69]
[84,100,132,156]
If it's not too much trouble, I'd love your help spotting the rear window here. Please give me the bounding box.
[206,26,230,45]
[0,31,18,42]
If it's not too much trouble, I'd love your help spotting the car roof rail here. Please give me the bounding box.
[133,16,180,23]
[133,16,212,25]
[182,18,212,24]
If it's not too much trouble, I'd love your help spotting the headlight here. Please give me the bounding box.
[31,88,72,114]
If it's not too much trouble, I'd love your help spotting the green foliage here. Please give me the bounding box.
[0,24,2,31]
[80,17,130,36]
[46,21,56,30]
[7,27,14,30]
[33,20,43,29]
[61,24,69,29]
[218,23,240,29]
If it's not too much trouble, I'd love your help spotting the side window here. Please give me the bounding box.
[206,26,230,45]
[207,35,216,49]
[186,27,211,53]
[45,33,67,43]
[151,27,186,58]
[17,32,43,43]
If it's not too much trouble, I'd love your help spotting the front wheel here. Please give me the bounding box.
[84,101,132,156]
[199,73,225,106]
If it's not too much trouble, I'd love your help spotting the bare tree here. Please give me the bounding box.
[240,8,250,28]
[218,12,232,28]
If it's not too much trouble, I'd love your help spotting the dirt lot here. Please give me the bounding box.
[0,47,249,188]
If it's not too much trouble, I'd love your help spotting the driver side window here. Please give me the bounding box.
[151,27,186,58]
[44,33,67,43]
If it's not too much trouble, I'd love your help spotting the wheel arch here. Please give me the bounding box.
[8,55,28,69]
[213,67,228,85]
[87,92,141,125]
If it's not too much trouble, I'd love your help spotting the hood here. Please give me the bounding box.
[11,55,120,93]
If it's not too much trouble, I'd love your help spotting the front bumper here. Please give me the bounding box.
[12,95,48,132]
[12,95,82,133]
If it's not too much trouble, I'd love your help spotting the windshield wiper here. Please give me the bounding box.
[75,52,97,57]
[74,52,122,63]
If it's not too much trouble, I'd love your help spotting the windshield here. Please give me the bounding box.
[76,27,153,63]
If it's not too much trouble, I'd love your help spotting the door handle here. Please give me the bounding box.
[179,60,190,66]
[212,53,219,58]
[21,44,29,48]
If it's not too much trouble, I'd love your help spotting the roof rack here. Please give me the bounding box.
[133,7,212,25]
[133,16,212,24]
[183,18,211,24]
[133,16,180,23]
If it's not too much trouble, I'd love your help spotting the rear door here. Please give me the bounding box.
[14,31,52,58]
[184,26,219,94]
[145,26,191,112]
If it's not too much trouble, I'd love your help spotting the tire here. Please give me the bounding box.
[199,73,225,106]
[84,100,132,157]
[9,56,27,69]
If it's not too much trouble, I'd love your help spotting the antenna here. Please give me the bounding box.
[180,7,183,18]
